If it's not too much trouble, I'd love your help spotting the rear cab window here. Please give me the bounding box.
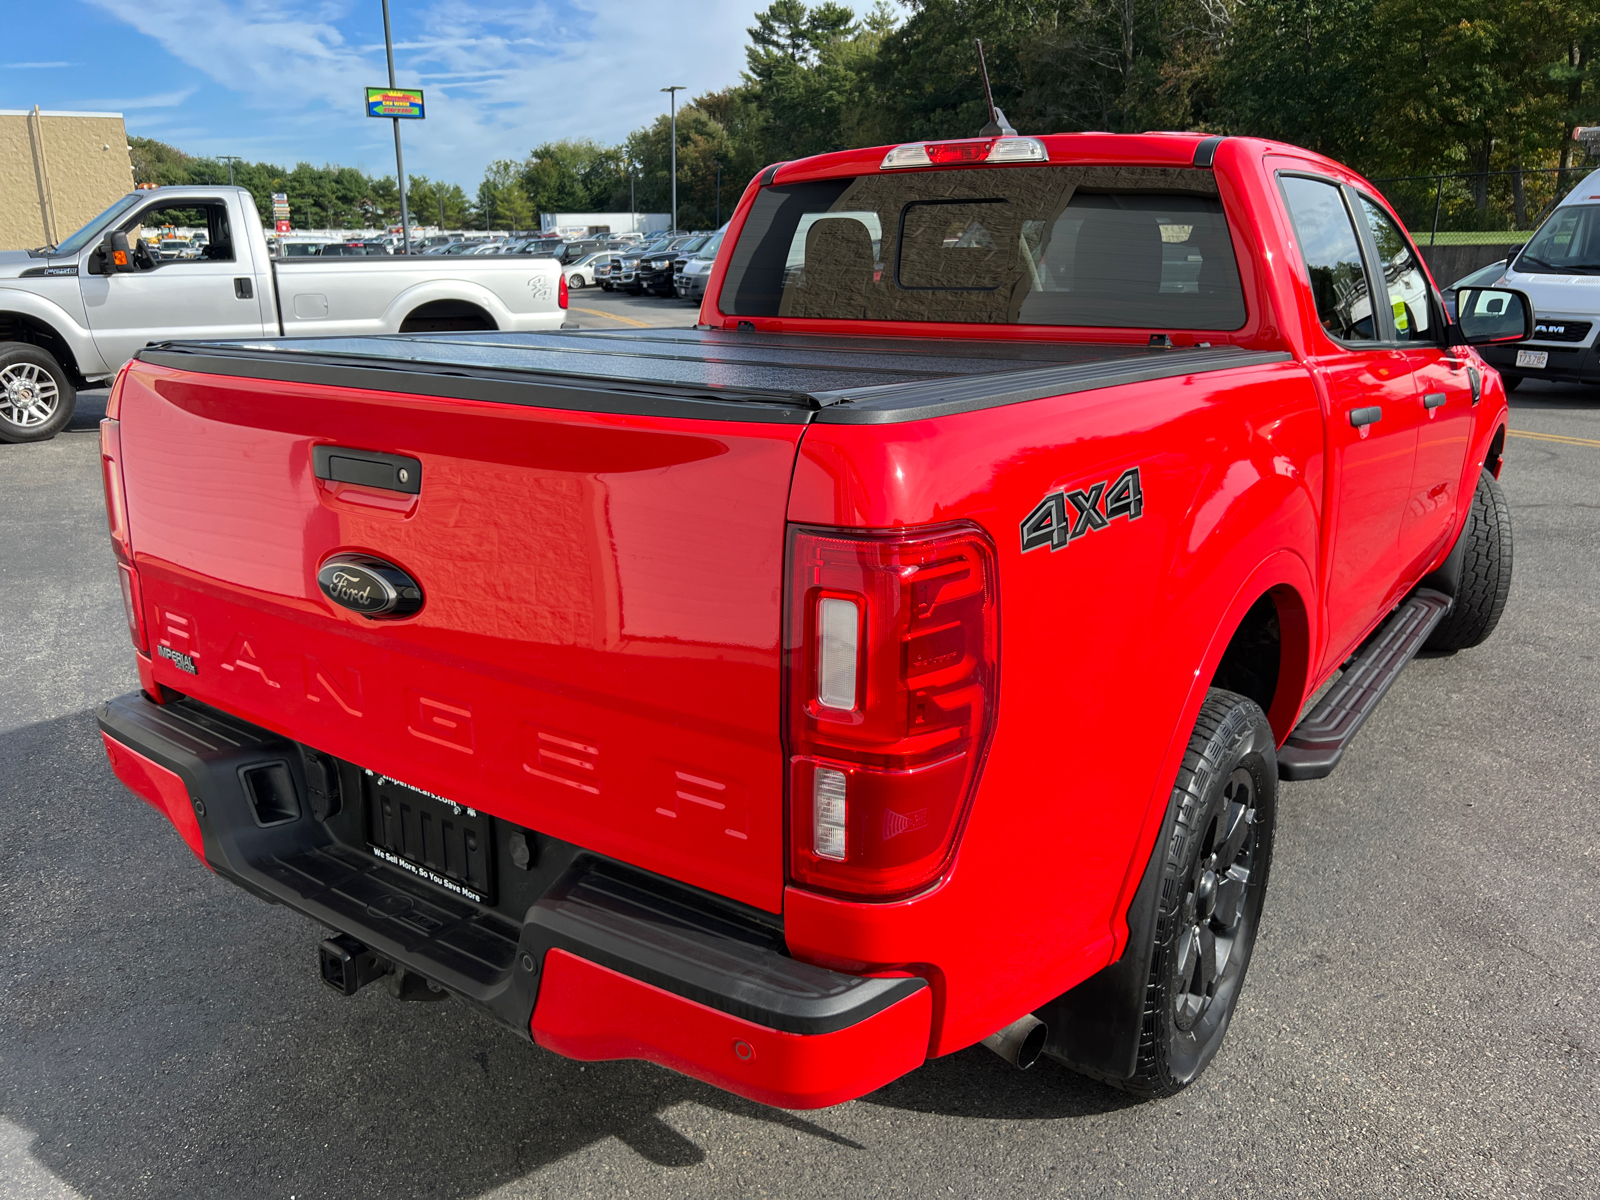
[718,166,1247,329]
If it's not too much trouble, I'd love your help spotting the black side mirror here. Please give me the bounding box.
[102,230,137,274]
[1451,286,1533,345]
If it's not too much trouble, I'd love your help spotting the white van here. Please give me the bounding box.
[1485,166,1600,389]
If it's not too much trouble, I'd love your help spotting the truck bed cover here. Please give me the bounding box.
[138,329,1291,425]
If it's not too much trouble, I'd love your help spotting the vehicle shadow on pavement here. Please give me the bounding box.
[3,709,873,1200]
[860,1044,1145,1120]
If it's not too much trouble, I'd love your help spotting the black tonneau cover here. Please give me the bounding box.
[138,328,1290,425]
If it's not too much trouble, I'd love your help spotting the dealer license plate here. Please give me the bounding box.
[364,772,495,903]
[1516,349,1548,369]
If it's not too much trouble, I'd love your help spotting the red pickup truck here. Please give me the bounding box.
[97,133,1530,1108]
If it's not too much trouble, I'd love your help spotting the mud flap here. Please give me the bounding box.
[1033,794,1179,1081]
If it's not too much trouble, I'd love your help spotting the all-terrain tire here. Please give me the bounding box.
[1103,690,1278,1098]
[0,342,75,443]
[1425,470,1513,652]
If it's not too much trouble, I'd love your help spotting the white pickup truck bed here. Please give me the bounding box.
[0,185,567,441]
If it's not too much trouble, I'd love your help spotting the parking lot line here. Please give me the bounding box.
[1507,429,1600,449]
[570,306,653,328]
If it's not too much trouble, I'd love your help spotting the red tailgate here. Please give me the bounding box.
[116,362,803,911]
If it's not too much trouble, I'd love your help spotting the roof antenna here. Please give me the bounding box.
[975,40,1016,137]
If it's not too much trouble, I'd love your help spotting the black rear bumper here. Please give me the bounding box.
[98,691,922,1039]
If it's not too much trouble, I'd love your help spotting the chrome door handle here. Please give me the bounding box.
[1422,392,1447,410]
[1349,406,1383,428]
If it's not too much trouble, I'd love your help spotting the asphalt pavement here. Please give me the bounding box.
[1,373,1596,1199]
[560,284,703,329]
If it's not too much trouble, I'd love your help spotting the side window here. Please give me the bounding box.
[1355,195,1440,343]
[1278,176,1378,343]
[121,202,235,269]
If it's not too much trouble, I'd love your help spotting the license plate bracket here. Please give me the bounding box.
[365,773,495,904]
[1516,349,1548,369]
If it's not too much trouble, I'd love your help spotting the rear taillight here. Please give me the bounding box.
[101,417,147,654]
[785,523,999,901]
[118,561,148,654]
[558,272,569,309]
[100,418,131,561]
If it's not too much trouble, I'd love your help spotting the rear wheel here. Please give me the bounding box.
[1425,471,1513,651]
[0,342,75,443]
[1052,690,1278,1098]
[569,274,586,288]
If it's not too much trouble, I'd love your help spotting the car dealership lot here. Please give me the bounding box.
[1,380,1595,1199]
[563,285,700,330]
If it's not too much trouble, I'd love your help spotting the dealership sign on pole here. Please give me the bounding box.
[370,0,420,256]
[366,87,425,119]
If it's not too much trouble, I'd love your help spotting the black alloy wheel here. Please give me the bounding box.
[1048,689,1278,1098]
[1171,765,1261,1035]
[1137,690,1276,1096]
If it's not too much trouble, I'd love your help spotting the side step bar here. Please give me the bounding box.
[1278,588,1451,781]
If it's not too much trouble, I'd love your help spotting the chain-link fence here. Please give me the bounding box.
[1371,158,1600,247]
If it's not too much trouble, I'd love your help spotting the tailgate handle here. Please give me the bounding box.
[312,446,421,494]
[234,277,253,299]
[1349,405,1383,428]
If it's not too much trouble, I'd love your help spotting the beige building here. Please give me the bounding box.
[0,108,134,251]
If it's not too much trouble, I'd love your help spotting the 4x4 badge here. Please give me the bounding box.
[1020,467,1144,553]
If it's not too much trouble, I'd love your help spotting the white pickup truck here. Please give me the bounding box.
[0,186,570,442]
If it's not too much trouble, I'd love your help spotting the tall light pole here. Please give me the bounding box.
[219,155,241,186]
[715,161,722,227]
[661,86,685,233]
[380,0,412,255]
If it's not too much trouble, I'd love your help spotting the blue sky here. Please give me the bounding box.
[0,1,766,187]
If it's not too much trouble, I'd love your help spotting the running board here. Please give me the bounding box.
[1278,589,1451,781]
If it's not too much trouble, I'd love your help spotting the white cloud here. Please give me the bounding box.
[84,0,756,184]
[4,61,79,69]
[74,87,199,110]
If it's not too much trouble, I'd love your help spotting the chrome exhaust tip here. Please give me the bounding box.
[980,1013,1048,1070]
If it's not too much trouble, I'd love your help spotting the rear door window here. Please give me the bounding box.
[1278,176,1379,342]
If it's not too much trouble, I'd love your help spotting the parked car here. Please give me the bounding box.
[675,231,724,302]
[563,250,614,289]
[280,241,323,258]
[619,235,695,295]
[94,135,1530,1111]
[320,242,376,257]
[0,184,571,441]
[1444,259,1511,320]
[1477,166,1600,390]
[594,255,618,290]
[667,234,715,298]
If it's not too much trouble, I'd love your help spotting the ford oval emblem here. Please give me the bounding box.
[317,554,424,619]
